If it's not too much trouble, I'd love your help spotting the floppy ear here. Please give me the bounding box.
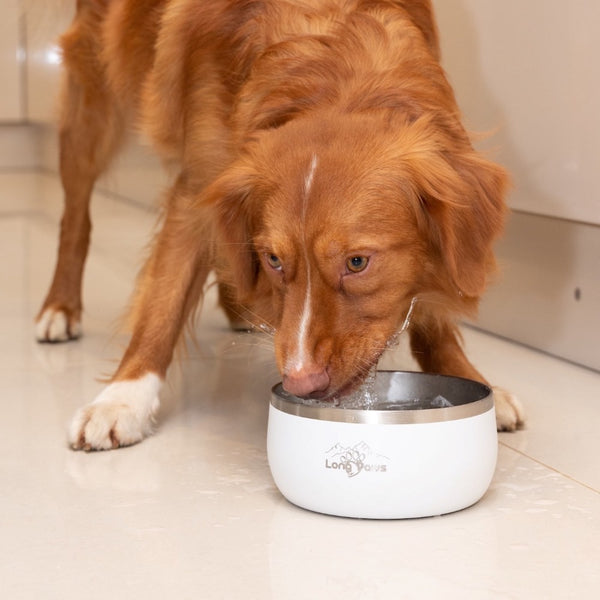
[405,138,508,298]
[209,163,264,300]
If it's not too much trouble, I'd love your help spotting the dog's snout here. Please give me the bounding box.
[282,367,330,398]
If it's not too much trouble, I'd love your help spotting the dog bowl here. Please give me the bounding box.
[267,371,497,519]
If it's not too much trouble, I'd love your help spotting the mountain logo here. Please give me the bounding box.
[324,441,390,478]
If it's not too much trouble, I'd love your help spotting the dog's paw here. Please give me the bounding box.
[493,387,525,432]
[68,374,161,451]
[36,307,81,343]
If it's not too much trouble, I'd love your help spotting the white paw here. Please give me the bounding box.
[493,387,525,432]
[36,307,81,342]
[69,373,161,451]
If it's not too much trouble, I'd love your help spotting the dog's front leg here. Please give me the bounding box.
[69,186,211,451]
[409,317,525,431]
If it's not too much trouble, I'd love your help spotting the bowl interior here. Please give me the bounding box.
[371,370,489,409]
[270,371,493,424]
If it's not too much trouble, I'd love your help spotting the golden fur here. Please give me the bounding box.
[37,0,524,449]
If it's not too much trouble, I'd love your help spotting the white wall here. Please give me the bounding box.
[25,0,73,123]
[433,0,600,226]
[0,0,25,121]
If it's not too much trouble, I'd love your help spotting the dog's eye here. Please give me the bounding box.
[266,254,282,270]
[346,256,369,273]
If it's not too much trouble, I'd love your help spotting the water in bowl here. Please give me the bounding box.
[290,368,454,411]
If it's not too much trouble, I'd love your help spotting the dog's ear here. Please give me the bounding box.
[404,130,508,297]
[208,163,264,300]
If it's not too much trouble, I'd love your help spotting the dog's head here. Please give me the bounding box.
[211,111,507,398]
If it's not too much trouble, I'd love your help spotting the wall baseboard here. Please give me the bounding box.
[476,211,599,371]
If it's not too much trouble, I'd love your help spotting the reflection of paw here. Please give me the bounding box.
[36,307,81,342]
[65,447,160,493]
[69,373,161,451]
[493,387,525,432]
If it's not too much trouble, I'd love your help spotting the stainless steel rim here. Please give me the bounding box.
[270,371,494,424]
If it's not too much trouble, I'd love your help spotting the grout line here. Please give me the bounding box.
[0,166,40,174]
[511,207,600,230]
[499,440,599,494]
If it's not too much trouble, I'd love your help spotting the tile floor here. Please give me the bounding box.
[1,171,598,599]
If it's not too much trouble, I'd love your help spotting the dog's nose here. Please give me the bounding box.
[282,367,330,398]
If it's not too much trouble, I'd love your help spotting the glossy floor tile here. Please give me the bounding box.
[1,172,599,599]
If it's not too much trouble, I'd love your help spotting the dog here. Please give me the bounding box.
[36,0,524,450]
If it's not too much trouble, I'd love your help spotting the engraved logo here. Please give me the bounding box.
[324,441,390,478]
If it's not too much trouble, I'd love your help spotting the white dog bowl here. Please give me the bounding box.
[267,371,497,519]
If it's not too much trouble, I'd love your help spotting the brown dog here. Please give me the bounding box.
[36,0,524,450]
